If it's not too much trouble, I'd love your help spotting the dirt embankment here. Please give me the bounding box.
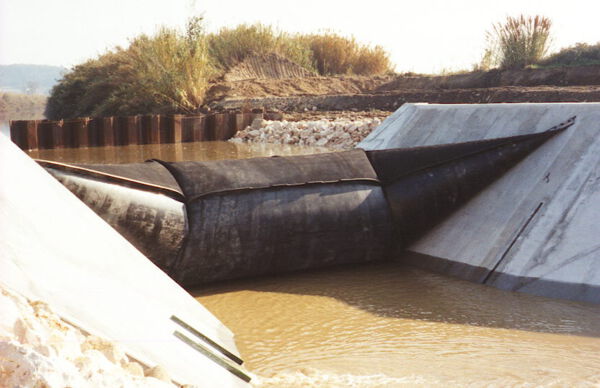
[205,75,393,103]
[206,65,600,113]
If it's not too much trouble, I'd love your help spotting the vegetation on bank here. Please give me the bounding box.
[44,14,600,121]
[207,23,315,71]
[479,14,600,70]
[46,17,218,120]
[46,19,392,120]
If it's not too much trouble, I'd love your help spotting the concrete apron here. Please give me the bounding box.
[0,135,250,387]
[359,103,600,304]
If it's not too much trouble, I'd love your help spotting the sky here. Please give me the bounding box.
[1,0,600,74]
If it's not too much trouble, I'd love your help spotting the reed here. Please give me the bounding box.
[484,15,552,69]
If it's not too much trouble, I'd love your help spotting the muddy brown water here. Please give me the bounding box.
[26,141,600,387]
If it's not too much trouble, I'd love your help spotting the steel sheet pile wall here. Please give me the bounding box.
[10,111,265,151]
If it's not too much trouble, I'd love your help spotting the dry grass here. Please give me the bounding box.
[127,20,218,113]
[303,32,391,75]
[207,24,315,71]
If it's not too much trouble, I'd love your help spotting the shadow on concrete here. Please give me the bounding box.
[400,250,600,306]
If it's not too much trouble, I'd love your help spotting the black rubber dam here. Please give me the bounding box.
[38,123,569,287]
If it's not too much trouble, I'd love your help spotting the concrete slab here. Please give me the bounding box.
[359,103,600,304]
[0,135,250,386]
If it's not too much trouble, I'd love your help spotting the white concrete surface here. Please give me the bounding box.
[359,103,600,303]
[0,135,249,386]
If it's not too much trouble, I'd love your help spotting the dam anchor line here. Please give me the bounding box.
[38,117,573,287]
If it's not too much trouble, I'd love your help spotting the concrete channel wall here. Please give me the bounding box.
[9,111,270,151]
[0,135,251,387]
[359,103,600,304]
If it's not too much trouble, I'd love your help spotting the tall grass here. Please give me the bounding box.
[207,25,391,76]
[46,19,393,119]
[127,19,218,113]
[484,15,552,69]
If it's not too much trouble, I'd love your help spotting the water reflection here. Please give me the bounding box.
[26,141,330,164]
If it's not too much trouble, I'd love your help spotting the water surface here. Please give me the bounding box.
[25,141,329,164]
[195,262,600,387]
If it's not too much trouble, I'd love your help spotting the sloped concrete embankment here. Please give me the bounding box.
[359,103,600,304]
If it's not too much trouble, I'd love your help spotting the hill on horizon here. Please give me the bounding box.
[0,64,66,95]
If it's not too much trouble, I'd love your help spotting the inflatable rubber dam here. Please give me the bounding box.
[38,118,571,289]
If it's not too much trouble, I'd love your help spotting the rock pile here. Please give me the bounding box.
[0,286,176,388]
[231,117,382,150]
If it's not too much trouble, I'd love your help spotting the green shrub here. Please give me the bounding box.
[483,15,552,69]
[538,42,600,67]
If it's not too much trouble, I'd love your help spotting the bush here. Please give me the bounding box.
[127,19,218,114]
[483,15,552,69]
[303,32,391,75]
[538,42,600,67]
[207,24,315,71]
[46,17,217,119]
